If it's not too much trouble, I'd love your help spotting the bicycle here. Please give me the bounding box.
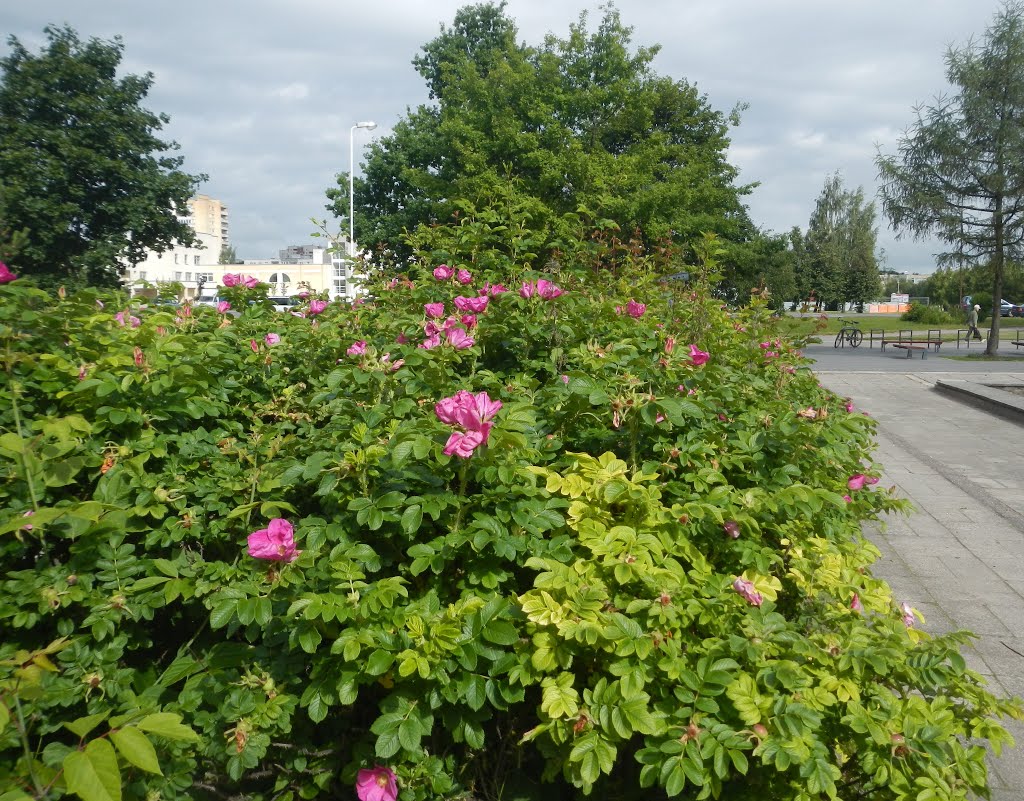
[834,318,863,348]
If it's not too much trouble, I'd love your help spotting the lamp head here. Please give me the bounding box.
[355,121,377,130]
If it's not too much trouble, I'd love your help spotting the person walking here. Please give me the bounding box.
[966,304,982,341]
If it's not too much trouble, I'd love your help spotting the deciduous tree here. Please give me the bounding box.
[327,3,754,273]
[0,25,204,288]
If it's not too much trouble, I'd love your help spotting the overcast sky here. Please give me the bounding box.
[2,1,1011,271]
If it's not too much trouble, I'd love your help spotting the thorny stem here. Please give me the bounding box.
[12,693,45,797]
[451,462,470,534]
[6,346,48,560]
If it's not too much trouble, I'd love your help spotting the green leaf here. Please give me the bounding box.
[365,650,394,676]
[64,738,122,801]
[110,726,162,775]
[401,504,423,535]
[64,712,110,739]
[136,713,200,742]
[398,718,422,752]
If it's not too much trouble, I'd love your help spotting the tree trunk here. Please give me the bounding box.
[987,197,1004,356]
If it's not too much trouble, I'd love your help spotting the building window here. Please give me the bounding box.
[174,253,179,264]
[333,263,347,279]
[197,272,213,283]
[138,271,147,281]
[333,280,347,297]
[174,271,182,281]
[194,255,200,265]
[185,272,192,282]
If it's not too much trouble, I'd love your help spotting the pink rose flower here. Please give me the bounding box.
[443,429,486,458]
[308,299,328,316]
[242,276,259,289]
[133,347,144,367]
[446,328,475,349]
[347,340,367,356]
[0,262,18,283]
[689,345,710,366]
[723,521,740,539]
[536,279,563,299]
[433,265,454,281]
[845,400,854,413]
[733,577,763,606]
[456,268,472,284]
[265,333,280,346]
[222,273,240,287]
[250,339,259,353]
[355,765,398,801]
[461,314,477,329]
[247,518,300,563]
[479,282,507,296]
[851,593,863,613]
[843,494,853,503]
[454,295,488,313]
[664,336,676,354]
[217,301,231,313]
[626,299,646,318]
[847,474,867,491]
[424,302,445,318]
[419,334,442,350]
[561,374,569,384]
[519,281,535,299]
[900,602,916,628]
[396,333,409,344]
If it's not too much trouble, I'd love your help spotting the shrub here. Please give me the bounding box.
[900,302,955,325]
[1,239,1020,801]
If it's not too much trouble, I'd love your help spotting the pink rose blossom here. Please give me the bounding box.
[461,314,477,329]
[297,290,310,299]
[355,765,398,801]
[242,276,259,289]
[308,299,328,316]
[457,268,472,284]
[900,602,916,628]
[626,299,646,318]
[424,302,445,318]
[133,347,144,367]
[222,273,241,287]
[454,295,488,313]
[843,494,853,503]
[615,305,623,315]
[519,281,535,299]
[733,577,763,607]
[396,333,409,344]
[689,345,710,366]
[561,375,570,384]
[347,340,367,356]
[536,279,562,299]
[115,311,126,326]
[479,282,507,296]
[250,339,259,353]
[217,301,231,313]
[0,262,17,283]
[389,358,404,371]
[664,336,676,354]
[433,265,454,280]
[265,333,280,346]
[723,521,740,539]
[443,429,486,458]
[448,327,475,350]
[419,334,442,350]
[845,401,854,413]
[847,474,867,491]
[424,321,441,337]
[247,518,300,563]
[851,593,863,613]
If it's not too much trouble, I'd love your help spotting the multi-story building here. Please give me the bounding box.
[188,194,230,249]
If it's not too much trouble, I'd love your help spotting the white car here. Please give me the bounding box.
[268,296,301,312]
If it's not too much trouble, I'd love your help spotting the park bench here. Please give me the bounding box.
[880,330,943,358]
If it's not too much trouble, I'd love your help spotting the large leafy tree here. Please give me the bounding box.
[328,3,755,271]
[0,25,204,288]
[803,173,880,310]
[876,2,1024,353]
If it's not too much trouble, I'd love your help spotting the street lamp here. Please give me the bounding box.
[349,121,377,256]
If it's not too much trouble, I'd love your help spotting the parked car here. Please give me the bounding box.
[268,296,301,312]
[1009,302,1024,318]
[195,294,225,307]
[1001,298,1015,317]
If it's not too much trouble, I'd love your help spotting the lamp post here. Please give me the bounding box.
[349,121,377,256]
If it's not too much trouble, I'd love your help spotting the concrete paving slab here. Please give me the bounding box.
[812,359,1024,795]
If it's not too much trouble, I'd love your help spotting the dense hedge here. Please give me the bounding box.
[1,250,1020,801]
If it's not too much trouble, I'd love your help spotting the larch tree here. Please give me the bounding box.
[877,1,1024,354]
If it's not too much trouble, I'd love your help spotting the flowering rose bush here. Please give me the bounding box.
[0,223,1020,801]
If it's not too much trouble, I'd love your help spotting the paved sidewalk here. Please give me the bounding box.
[813,364,1024,799]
